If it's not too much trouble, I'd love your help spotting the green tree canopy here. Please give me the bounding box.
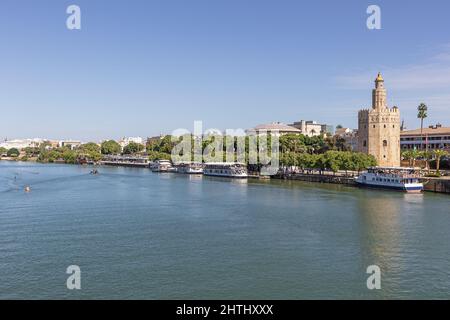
[122,142,145,155]
[7,148,20,157]
[80,142,100,153]
[101,140,121,155]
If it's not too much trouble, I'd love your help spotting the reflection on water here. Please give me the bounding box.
[0,162,450,299]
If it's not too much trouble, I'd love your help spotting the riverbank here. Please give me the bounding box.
[276,172,450,195]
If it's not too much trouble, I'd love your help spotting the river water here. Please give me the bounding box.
[1,161,449,299]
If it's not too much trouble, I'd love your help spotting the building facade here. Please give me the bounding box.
[118,137,144,149]
[59,140,82,150]
[335,128,358,151]
[401,124,450,151]
[358,73,401,167]
[247,122,302,136]
[289,120,332,137]
[0,138,43,150]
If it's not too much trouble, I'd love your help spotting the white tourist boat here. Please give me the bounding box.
[150,159,174,172]
[175,162,203,174]
[203,162,248,178]
[355,167,423,193]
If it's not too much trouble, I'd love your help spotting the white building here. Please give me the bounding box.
[59,140,82,150]
[335,128,358,151]
[288,120,331,137]
[118,137,144,148]
[246,122,302,136]
[0,138,44,150]
[401,124,450,151]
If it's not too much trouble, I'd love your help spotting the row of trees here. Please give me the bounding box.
[280,151,377,173]
[402,149,450,173]
[38,142,103,164]
[121,133,374,173]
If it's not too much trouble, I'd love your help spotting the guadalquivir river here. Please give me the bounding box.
[1,161,450,299]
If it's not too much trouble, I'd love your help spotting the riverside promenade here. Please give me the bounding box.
[423,176,450,194]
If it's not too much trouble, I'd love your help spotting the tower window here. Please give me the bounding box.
[373,125,376,128]
[363,140,367,147]
[384,124,386,128]
[393,125,395,128]
[383,140,388,147]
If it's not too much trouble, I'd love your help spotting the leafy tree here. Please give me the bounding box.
[101,140,121,155]
[148,151,171,161]
[62,150,77,164]
[80,142,100,153]
[324,136,351,152]
[0,147,7,155]
[24,147,40,157]
[78,142,102,161]
[7,148,20,157]
[324,151,341,173]
[122,142,145,155]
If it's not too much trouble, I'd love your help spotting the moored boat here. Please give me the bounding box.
[175,162,203,174]
[150,159,174,172]
[203,162,248,178]
[355,167,423,193]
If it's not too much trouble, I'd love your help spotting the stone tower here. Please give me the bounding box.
[358,73,401,167]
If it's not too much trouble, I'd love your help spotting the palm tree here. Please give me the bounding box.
[433,150,449,174]
[410,149,421,168]
[402,150,413,167]
[417,103,428,150]
[420,150,432,171]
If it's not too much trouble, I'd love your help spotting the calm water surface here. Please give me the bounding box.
[1,161,450,299]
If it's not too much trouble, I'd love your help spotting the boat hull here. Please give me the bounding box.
[355,181,423,193]
[204,173,248,179]
[177,169,203,174]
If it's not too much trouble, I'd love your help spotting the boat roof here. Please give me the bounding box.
[204,162,246,165]
[368,166,415,170]
[174,161,202,165]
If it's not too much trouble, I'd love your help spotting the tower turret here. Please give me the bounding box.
[372,72,386,110]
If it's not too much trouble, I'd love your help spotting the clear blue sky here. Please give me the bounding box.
[1,0,450,141]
